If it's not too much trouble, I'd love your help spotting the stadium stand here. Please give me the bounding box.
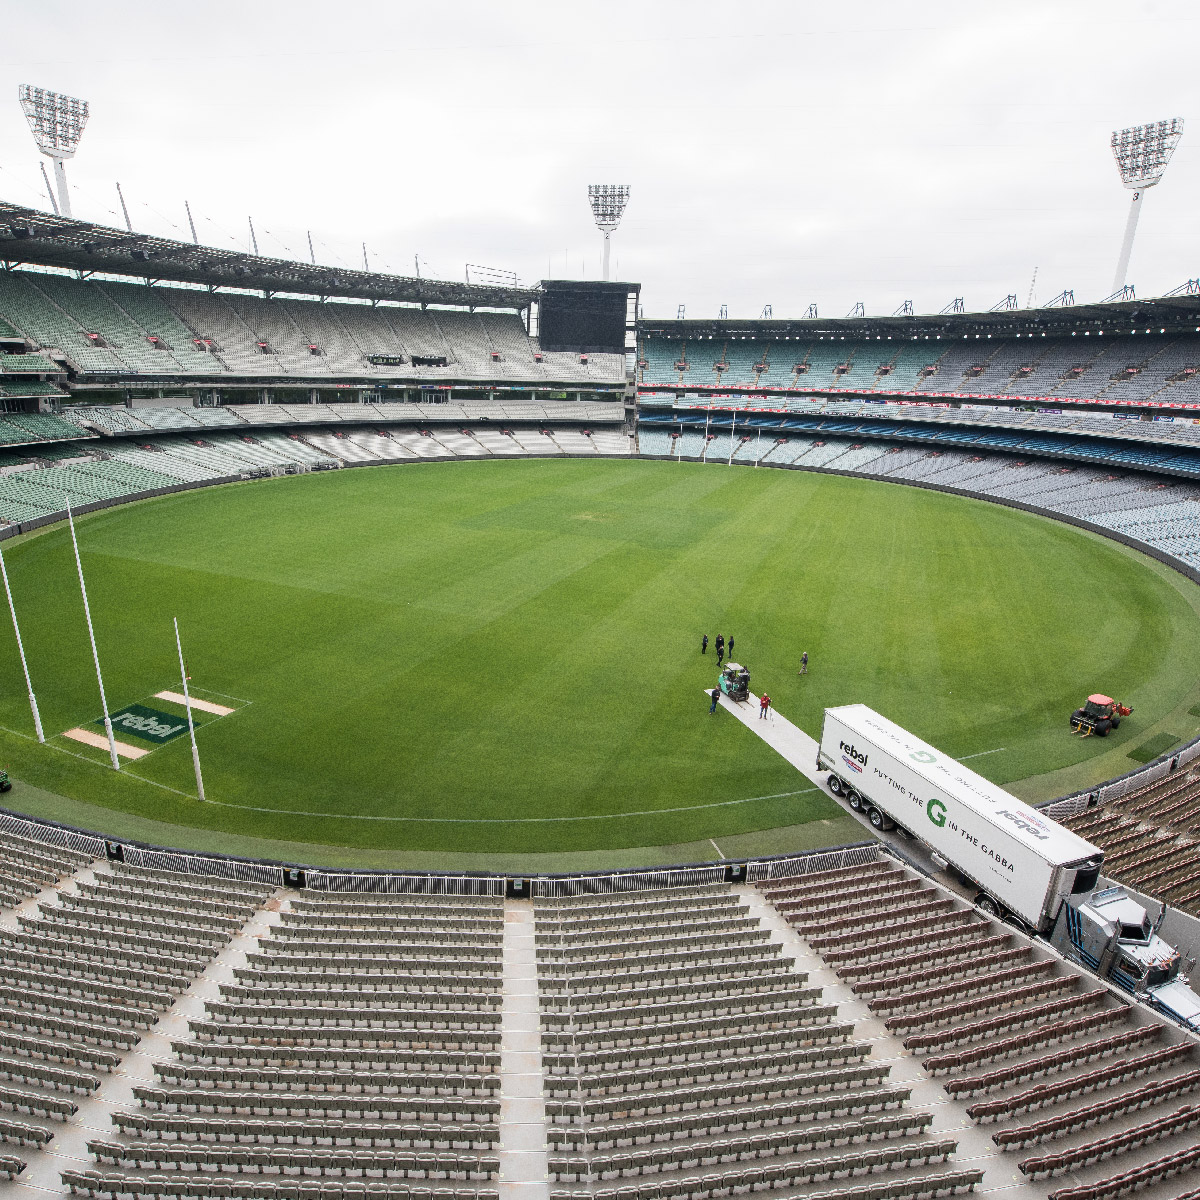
[0,271,625,388]
[1063,778,1200,915]
[0,407,633,529]
[64,891,506,1198]
[756,856,1200,1200]
[0,811,1192,1199]
[639,329,1200,406]
[534,883,983,1200]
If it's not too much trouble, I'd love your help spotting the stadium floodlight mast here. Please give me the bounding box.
[1110,118,1184,294]
[587,184,630,281]
[19,85,89,219]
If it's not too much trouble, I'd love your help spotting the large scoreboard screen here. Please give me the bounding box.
[538,280,635,354]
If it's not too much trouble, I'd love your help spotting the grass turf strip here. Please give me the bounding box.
[0,457,1197,858]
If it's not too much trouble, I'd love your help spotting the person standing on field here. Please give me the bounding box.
[799,651,808,675]
[701,634,708,654]
[709,688,720,714]
[728,636,735,658]
[759,693,771,719]
[715,635,724,658]
[717,642,725,665]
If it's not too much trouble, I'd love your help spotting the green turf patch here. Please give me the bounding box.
[1127,732,1182,763]
[1189,703,1200,718]
[0,459,1198,860]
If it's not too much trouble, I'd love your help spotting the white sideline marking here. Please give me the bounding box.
[154,691,235,716]
[709,838,726,860]
[61,727,151,760]
[960,747,1006,760]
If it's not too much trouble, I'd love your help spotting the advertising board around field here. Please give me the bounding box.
[820,704,1102,930]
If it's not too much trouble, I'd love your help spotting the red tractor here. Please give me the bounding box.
[1070,694,1133,738]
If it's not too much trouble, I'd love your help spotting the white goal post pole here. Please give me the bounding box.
[728,407,737,465]
[174,617,205,803]
[0,543,43,742]
[66,499,119,770]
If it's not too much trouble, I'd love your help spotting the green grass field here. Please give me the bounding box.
[1,457,1198,869]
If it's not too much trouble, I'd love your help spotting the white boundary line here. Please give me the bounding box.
[0,722,200,801]
[193,786,821,823]
[0,722,821,822]
[960,747,1006,760]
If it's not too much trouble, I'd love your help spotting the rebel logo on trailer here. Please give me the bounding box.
[840,740,867,773]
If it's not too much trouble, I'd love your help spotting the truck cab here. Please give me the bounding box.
[1053,886,1200,1034]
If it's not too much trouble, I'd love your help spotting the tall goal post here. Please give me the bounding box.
[174,618,206,803]
[66,500,119,770]
[0,543,43,742]
[1110,119,1183,294]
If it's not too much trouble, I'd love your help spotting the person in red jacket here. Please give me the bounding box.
[759,693,771,719]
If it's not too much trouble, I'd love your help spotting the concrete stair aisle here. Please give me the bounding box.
[0,877,284,1197]
[499,899,551,1200]
[741,885,1046,1200]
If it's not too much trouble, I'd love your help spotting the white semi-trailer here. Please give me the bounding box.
[817,703,1200,1035]
[818,703,1105,931]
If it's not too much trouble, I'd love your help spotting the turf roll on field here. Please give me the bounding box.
[0,457,1198,862]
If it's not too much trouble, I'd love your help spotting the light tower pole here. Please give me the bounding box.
[587,185,630,281]
[1110,118,1183,294]
[19,86,89,220]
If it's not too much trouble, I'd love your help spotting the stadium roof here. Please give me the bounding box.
[0,199,538,310]
[640,293,1200,339]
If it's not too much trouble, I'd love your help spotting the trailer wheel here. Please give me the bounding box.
[847,792,864,813]
[976,893,1000,917]
[868,806,892,831]
[827,775,845,797]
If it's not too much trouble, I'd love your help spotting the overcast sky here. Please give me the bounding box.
[2,0,1196,319]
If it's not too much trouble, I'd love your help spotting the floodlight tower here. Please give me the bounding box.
[1110,118,1183,294]
[587,184,630,281]
[19,85,90,219]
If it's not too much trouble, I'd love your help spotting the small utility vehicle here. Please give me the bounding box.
[1071,694,1133,737]
[718,663,750,703]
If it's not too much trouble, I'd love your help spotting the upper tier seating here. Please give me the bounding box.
[0,272,624,385]
[640,331,1200,405]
